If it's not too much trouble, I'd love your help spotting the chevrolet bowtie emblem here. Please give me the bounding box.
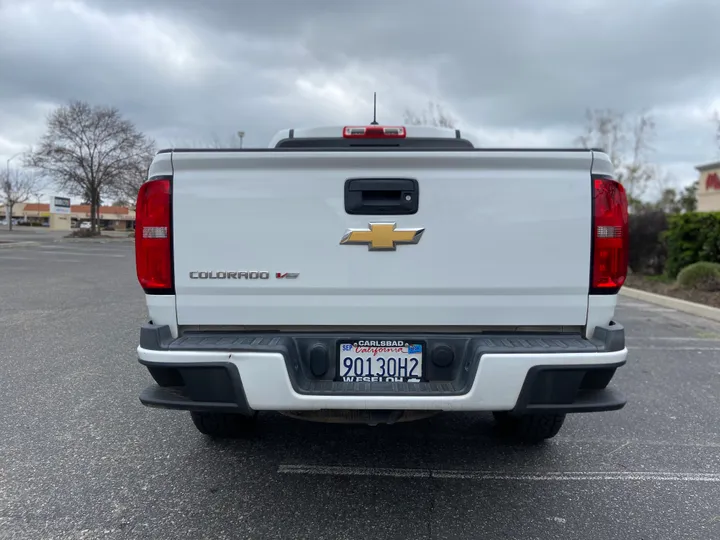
[340,223,425,251]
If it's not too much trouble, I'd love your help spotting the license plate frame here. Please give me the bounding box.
[336,340,424,383]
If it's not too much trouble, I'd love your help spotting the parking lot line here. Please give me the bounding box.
[0,255,85,263]
[554,437,720,448]
[34,249,127,257]
[40,244,132,251]
[277,465,720,482]
[630,346,720,350]
[627,336,720,342]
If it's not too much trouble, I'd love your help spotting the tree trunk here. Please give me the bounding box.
[90,193,98,235]
[7,203,13,231]
[95,192,102,233]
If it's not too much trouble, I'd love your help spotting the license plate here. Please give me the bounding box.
[337,340,423,383]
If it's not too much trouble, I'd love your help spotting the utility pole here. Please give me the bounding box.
[237,131,245,149]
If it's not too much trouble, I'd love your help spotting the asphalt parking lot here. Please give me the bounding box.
[1,243,719,540]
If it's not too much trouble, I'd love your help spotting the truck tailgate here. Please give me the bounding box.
[170,150,593,327]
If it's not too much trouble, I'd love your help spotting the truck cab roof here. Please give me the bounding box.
[267,125,476,149]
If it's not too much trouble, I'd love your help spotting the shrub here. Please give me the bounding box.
[628,210,668,275]
[664,212,720,279]
[676,261,720,291]
[66,229,100,238]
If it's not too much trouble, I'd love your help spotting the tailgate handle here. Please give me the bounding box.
[344,178,419,215]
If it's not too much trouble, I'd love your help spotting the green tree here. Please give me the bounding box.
[677,180,698,213]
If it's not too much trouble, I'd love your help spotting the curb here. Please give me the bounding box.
[620,286,720,323]
[0,241,41,249]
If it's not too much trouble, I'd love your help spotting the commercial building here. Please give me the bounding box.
[0,202,135,230]
[696,160,720,212]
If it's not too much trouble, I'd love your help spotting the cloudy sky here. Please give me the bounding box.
[2,0,719,201]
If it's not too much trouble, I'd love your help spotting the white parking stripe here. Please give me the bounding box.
[553,437,720,449]
[2,257,85,263]
[278,465,720,482]
[38,245,133,253]
[631,346,720,351]
[40,244,132,251]
[35,249,126,256]
[628,337,720,341]
[0,254,85,262]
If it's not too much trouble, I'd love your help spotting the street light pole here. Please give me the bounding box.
[6,151,24,179]
[4,152,24,224]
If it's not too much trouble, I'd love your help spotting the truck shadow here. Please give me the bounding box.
[187,412,580,538]
[202,411,561,470]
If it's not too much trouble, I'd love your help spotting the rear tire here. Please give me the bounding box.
[190,411,258,439]
[492,411,566,443]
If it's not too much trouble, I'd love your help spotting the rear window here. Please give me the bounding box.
[274,137,475,149]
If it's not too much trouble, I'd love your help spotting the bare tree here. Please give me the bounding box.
[403,101,457,129]
[167,132,242,149]
[575,108,656,206]
[118,132,245,204]
[1,168,46,231]
[26,100,156,234]
[113,148,155,205]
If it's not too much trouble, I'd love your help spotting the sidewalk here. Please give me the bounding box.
[620,286,720,323]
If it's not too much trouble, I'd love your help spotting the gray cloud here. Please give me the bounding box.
[1,0,718,189]
[85,0,720,125]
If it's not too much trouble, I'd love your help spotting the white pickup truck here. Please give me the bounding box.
[135,124,629,443]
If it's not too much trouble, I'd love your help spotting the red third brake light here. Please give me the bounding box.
[135,177,173,293]
[343,126,407,138]
[591,176,629,294]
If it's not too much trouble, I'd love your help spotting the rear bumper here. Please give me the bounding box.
[137,323,628,415]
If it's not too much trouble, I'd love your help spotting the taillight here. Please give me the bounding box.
[591,176,628,294]
[343,126,407,138]
[135,177,173,293]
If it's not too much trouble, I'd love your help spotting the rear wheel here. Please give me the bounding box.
[190,411,258,439]
[492,412,566,443]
